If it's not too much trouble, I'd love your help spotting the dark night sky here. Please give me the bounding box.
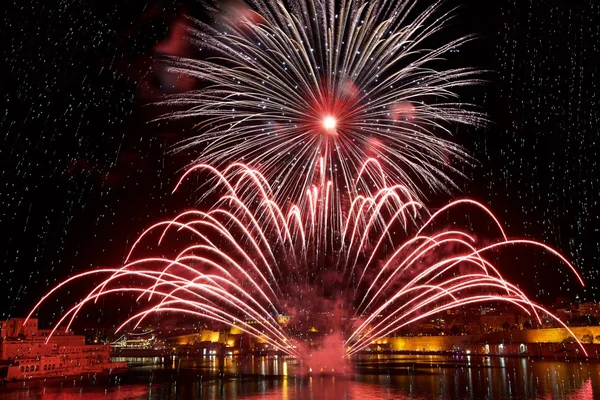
[1,0,598,324]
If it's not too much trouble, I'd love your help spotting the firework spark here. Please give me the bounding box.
[28,162,585,357]
[162,0,483,217]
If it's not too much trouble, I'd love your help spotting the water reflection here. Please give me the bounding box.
[1,355,599,399]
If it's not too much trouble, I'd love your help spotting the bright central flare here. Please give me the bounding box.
[323,116,337,130]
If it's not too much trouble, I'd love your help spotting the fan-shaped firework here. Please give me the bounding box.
[164,0,482,211]
[28,162,586,358]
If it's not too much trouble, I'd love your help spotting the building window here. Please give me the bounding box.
[25,366,29,372]
[44,365,47,370]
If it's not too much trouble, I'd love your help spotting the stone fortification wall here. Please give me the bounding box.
[383,335,480,352]
[484,327,600,344]
[380,327,600,352]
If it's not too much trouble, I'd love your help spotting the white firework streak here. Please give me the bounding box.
[161,0,484,228]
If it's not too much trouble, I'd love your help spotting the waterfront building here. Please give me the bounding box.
[0,318,126,381]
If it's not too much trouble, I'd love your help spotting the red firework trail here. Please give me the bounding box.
[27,160,586,357]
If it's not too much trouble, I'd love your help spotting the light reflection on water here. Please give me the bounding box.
[1,355,599,399]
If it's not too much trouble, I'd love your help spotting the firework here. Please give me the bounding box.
[162,0,483,216]
[27,162,586,357]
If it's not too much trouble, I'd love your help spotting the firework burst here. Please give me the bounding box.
[163,0,483,215]
[28,162,585,358]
